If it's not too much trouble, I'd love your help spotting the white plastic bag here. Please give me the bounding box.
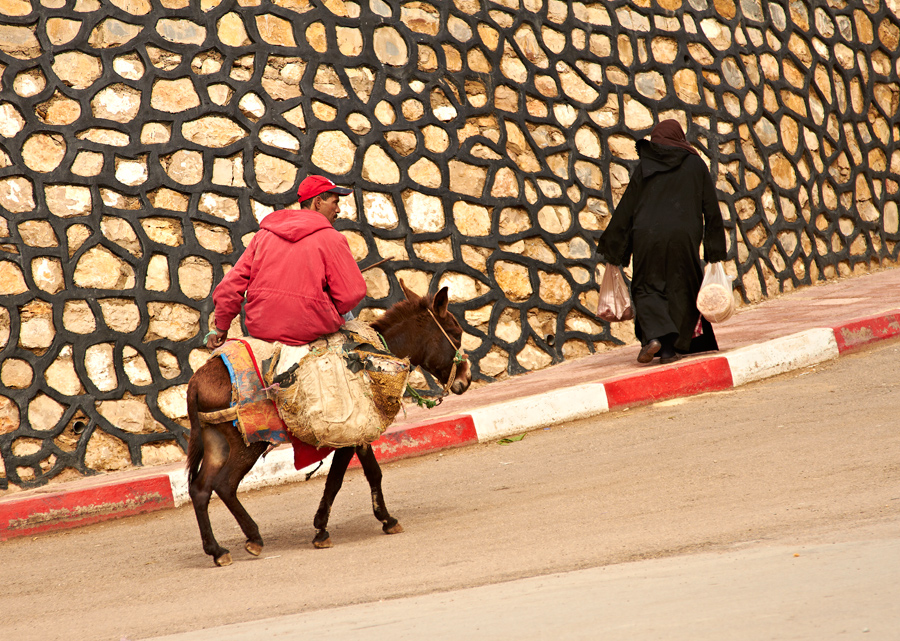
[696,262,734,323]
[596,265,633,322]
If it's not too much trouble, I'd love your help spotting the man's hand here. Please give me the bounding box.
[206,328,227,350]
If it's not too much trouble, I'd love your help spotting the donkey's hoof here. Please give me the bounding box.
[245,541,263,556]
[312,531,332,549]
[214,552,233,567]
[383,517,403,535]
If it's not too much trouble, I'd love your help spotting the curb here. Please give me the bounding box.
[3,310,899,541]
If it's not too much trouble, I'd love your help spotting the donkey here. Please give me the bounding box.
[185,282,471,566]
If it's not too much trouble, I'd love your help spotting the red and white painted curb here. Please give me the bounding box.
[2,310,899,541]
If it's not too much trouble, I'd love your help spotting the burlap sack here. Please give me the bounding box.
[270,326,410,449]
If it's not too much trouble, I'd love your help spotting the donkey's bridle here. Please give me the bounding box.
[426,307,467,394]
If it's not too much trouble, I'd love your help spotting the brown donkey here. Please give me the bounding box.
[185,283,471,566]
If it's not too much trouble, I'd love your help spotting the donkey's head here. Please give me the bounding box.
[370,280,471,395]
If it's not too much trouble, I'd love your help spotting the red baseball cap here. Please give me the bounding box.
[297,175,352,202]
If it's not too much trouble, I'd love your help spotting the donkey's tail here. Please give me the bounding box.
[186,376,204,487]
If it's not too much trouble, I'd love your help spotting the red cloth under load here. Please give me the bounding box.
[288,432,333,470]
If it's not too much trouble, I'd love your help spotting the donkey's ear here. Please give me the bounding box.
[433,286,450,315]
[399,278,420,303]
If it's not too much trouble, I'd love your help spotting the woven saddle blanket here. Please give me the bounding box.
[210,337,334,471]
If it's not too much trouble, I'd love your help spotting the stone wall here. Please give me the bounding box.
[1,0,898,490]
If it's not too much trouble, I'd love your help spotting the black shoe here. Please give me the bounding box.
[637,339,661,364]
[659,353,682,365]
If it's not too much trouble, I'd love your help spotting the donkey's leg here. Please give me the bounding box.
[213,434,269,557]
[312,447,355,548]
[189,426,233,566]
[356,444,403,535]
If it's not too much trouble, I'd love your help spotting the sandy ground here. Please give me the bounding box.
[1,341,898,641]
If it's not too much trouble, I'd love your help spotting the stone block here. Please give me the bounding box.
[85,343,118,392]
[23,133,66,173]
[121,346,151,387]
[92,83,141,123]
[451,201,490,237]
[0,394,18,436]
[98,396,166,433]
[141,442,185,466]
[259,125,300,152]
[18,220,58,248]
[0,24,42,58]
[193,222,233,254]
[362,192,399,229]
[63,300,96,334]
[71,151,103,176]
[73,246,135,290]
[254,153,298,194]
[160,150,202,185]
[115,156,148,186]
[337,26,363,56]
[98,298,141,333]
[183,115,248,147]
[145,303,200,342]
[151,78,200,112]
[362,145,400,185]
[449,160,487,198]
[31,257,64,294]
[312,130,356,175]
[36,91,81,127]
[0,260,28,296]
[156,349,181,379]
[0,102,24,137]
[218,11,250,46]
[84,429,130,472]
[438,272,490,303]
[414,239,453,263]
[494,260,532,302]
[1,358,32,389]
[46,345,84,396]
[178,257,213,300]
[422,125,450,153]
[516,341,552,371]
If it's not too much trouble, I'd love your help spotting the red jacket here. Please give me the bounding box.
[212,209,366,345]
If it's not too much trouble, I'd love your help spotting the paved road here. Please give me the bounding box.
[2,341,898,641]
[146,531,900,641]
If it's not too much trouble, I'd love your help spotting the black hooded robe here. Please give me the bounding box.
[596,141,728,353]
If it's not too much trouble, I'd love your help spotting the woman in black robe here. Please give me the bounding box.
[596,120,728,364]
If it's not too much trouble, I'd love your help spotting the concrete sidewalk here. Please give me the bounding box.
[3,267,900,541]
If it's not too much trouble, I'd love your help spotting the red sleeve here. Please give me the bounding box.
[322,231,367,316]
[212,236,258,332]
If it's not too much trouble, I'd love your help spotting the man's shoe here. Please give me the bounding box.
[659,353,682,365]
[637,339,661,363]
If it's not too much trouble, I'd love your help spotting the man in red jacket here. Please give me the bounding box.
[206,175,367,349]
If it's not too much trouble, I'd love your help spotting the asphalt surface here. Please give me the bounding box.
[145,528,900,641]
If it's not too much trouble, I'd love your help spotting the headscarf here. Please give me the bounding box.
[649,119,699,156]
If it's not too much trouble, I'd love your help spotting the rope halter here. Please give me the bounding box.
[425,307,467,395]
